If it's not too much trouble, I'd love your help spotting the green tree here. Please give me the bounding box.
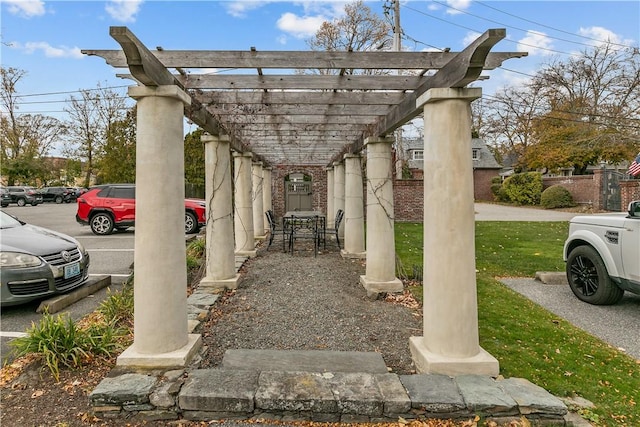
[184,129,205,192]
[96,107,136,183]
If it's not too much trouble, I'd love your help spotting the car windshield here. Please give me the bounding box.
[0,211,22,229]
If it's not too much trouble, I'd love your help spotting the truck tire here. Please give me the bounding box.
[566,245,624,305]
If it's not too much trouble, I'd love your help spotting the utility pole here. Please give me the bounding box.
[392,0,405,179]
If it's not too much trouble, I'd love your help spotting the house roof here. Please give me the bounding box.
[83,26,526,167]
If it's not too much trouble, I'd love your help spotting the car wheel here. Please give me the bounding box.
[90,213,115,235]
[31,201,39,206]
[17,198,26,207]
[185,212,199,234]
[55,195,63,204]
[1,204,7,208]
[566,245,624,305]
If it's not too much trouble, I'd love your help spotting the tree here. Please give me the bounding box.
[1,67,66,184]
[184,128,205,191]
[63,84,128,187]
[305,0,391,75]
[483,43,640,173]
[96,106,136,183]
[529,43,640,172]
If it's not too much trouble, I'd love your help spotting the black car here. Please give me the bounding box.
[40,186,76,204]
[4,186,43,207]
[0,187,11,207]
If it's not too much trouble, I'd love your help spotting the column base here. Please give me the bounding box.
[235,249,257,258]
[198,273,241,291]
[409,336,499,377]
[341,249,366,259]
[117,334,202,368]
[254,233,268,241]
[359,275,403,298]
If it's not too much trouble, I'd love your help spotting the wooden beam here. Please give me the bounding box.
[195,90,405,105]
[81,49,525,71]
[207,103,391,116]
[179,74,428,90]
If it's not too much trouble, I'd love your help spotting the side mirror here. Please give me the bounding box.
[628,201,640,218]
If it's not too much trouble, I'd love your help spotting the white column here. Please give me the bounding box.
[333,161,345,239]
[263,167,272,234]
[234,152,256,257]
[252,162,266,239]
[326,167,335,227]
[199,134,240,291]
[409,87,499,376]
[342,153,365,259]
[117,85,200,368]
[359,136,403,297]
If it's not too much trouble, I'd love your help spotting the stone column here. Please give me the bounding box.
[199,134,240,291]
[360,137,403,297]
[234,152,256,257]
[326,167,335,227]
[333,161,345,239]
[252,162,266,239]
[117,85,200,368]
[342,153,365,258]
[263,167,272,234]
[409,87,499,376]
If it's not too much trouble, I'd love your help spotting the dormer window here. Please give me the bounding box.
[472,149,479,160]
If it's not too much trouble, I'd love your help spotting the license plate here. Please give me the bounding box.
[64,262,81,279]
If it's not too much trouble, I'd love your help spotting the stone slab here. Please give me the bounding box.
[179,368,259,412]
[455,375,518,416]
[117,334,202,369]
[498,378,567,416]
[535,271,568,286]
[90,373,157,406]
[187,292,219,308]
[37,275,112,314]
[222,349,388,374]
[399,374,466,413]
[324,372,384,416]
[374,374,411,415]
[255,371,337,413]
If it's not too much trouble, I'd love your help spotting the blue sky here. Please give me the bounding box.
[2,0,639,130]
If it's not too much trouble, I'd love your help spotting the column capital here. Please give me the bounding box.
[128,85,191,106]
[202,133,230,144]
[333,160,343,167]
[233,151,253,159]
[364,136,394,146]
[344,153,361,160]
[416,87,481,108]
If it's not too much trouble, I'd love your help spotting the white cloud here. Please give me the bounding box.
[18,41,84,59]
[445,0,472,15]
[4,0,45,18]
[277,12,326,39]
[577,26,635,49]
[517,31,554,56]
[462,31,481,48]
[105,0,143,23]
[224,1,269,18]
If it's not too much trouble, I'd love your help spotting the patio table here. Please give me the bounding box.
[283,211,326,255]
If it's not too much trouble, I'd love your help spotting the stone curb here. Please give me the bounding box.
[36,275,112,314]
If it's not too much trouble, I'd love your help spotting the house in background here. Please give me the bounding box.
[401,137,502,201]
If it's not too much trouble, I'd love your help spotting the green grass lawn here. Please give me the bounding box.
[395,221,639,427]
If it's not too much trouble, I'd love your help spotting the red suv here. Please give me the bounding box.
[76,184,206,235]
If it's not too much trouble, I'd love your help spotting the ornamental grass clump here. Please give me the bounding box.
[10,312,125,381]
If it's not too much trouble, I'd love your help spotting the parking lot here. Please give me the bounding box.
[1,203,134,363]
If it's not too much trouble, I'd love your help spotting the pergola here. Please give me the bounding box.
[83,26,526,375]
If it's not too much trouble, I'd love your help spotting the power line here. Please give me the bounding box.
[475,0,635,50]
[17,85,130,98]
[401,3,570,55]
[430,0,636,51]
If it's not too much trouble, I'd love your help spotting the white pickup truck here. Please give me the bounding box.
[564,200,640,305]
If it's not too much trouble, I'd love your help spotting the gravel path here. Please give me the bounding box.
[199,243,422,374]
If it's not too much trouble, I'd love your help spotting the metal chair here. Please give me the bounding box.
[322,209,344,250]
[265,210,290,251]
[288,215,320,256]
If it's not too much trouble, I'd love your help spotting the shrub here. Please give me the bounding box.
[98,278,134,328]
[540,185,576,209]
[501,172,543,205]
[10,312,124,381]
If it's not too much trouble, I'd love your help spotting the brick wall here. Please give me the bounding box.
[393,179,423,221]
[542,175,598,206]
[271,165,327,218]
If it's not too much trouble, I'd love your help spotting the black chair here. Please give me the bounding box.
[288,215,320,256]
[265,210,289,251]
[322,209,344,250]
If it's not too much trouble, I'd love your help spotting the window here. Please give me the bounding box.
[472,149,479,160]
[412,150,424,160]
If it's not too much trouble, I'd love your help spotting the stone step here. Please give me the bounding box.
[222,349,389,374]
